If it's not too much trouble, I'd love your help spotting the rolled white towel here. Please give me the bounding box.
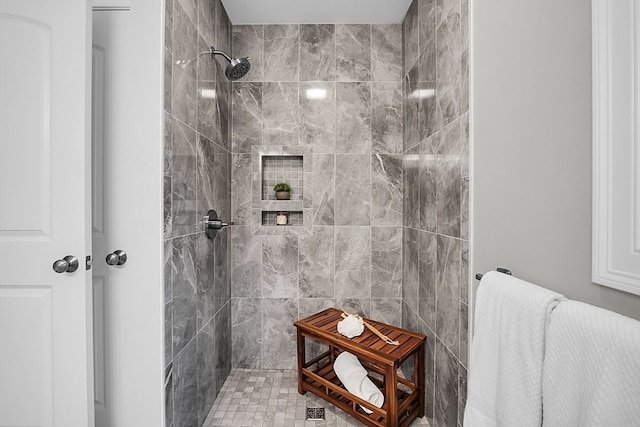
[333,351,384,414]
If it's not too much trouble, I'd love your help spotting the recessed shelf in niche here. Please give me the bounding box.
[261,155,303,201]
[262,211,303,226]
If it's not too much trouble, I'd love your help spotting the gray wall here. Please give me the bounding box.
[401,0,470,426]
[471,0,640,320]
[230,24,405,369]
[163,0,233,426]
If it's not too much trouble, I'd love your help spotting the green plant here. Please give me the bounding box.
[273,182,291,192]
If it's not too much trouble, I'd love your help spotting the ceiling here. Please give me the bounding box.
[220,0,413,24]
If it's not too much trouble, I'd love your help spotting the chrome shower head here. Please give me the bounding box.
[210,47,251,81]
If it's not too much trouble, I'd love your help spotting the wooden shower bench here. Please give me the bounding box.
[294,308,426,427]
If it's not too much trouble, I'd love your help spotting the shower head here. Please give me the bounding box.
[210,47,251,81]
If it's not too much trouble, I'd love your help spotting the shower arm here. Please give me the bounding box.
[210,47,232,63]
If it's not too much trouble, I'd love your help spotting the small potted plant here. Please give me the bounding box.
[274,182,291,200]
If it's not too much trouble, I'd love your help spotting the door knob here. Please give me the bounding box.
[52,255,79,273]
[105,250,127,266]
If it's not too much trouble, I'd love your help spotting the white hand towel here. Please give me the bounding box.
[542,300,640,427]
[464,271,565,427]
[333,351,384,414]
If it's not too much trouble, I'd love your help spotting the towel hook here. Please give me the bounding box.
[475,267,513,281]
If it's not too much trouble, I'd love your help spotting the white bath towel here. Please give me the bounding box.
[464,271,565,427]
[542,300,640,427]
[333,351,384,414]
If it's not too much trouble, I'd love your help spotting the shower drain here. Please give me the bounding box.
[306,407,325,420]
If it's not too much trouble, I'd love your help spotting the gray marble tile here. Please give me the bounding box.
[197,0,216,46]
[300,24,336,81]
[299,298,335,318]
[262,298,298,369]
[164,47,173,114]
[196,233,215,329]
[459,302,468,368]
[436,7,461,127]
[371,298,402,327]
[231,154,252,224]
[336,82,371,154]
[263,82,299,145]
[460,174,469,241]
[172,1,198,128]
[212,147,231,220]
[372,82,403,154]
[231,297,262,368]
[261,235,299,298]
[176,0,197,25]
[215,0,231,54]
[403,0,419,73]
[195,136,216,221]
[436,0,460,29]
[170,118,198,237]
[165,363,173,427]
[418,42,439,141]
[232,25,263,82]
[371,226,402,299]
[300,81,336,153]
[335,154,371,226]
[336,24,371,82]
[264,25,299,82]
[173,338,197,427]
[335,227,371,299]
[196,320,215,426]
[214,302,231,396]
[437,111,461,156]
[312,153,335,226]
[418,230,437,330]
[371,24,402,82]
[299,226,334,298]
[214,77,231,150]
[458,364,467,426]
[417,319,436,423]
[165,239,173,304]
[197,38,218,143]
[403,147,420,229]
[372,154,403,226]
[172,235,197,356]
[460,239,468,304]
[436,235,460,358]
[419,0,437,47]
[164,176,172,239]
[403,66,420,152]
[420,137,438,233]
[164,112,174,174]
[436,150,461,238]
[165,0,174,50]
[213,227,230,314]
[230,226,261,297]
[165,301,173,367]
[232,82,263,153]
[403,227,419,312]
[434,340,459,427]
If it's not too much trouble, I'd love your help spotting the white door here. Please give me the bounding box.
[91,2,165,426]
[0,1,94,427]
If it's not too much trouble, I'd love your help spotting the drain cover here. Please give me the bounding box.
[306,407,325,420]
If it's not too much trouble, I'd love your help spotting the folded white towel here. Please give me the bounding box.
[333,351,384,414]
[464,271,565,427]
[542,300,640,427]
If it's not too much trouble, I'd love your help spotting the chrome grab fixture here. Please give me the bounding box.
[203,209,234,239]
[52,255,79,273]
[106,250,127,266]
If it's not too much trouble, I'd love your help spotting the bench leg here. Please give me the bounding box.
[296,329,306,395]
[416,343,425,418]
[385,365,398,427]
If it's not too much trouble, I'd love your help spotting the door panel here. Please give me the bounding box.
[0,1,93,426]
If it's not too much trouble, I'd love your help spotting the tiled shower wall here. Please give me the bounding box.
[402,0,470,426]
[163,0,232,426]
[230,24,405,369]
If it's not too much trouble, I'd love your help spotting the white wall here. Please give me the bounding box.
[471,0,640,320]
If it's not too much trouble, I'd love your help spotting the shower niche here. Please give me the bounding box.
[252,146,312,234]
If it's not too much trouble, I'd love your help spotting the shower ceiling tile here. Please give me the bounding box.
[221,0,413,24]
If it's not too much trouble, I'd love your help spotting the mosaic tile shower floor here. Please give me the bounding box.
[204,369,430,427]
